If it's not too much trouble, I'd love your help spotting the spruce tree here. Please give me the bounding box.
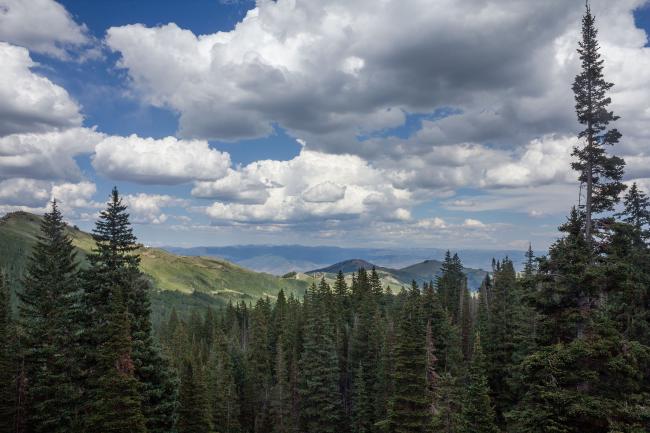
[0,269,16,433]
[299,282,342,433]
[82,187,178,431]
[209,331,241,433]
[18,201,82,433]
[270,342,292,433]
[87,287,147,433]
[572,1,626,245]
[617,182,650,243]
[461,334,498,433]
[177,358,212,433]
[387,284,430,433]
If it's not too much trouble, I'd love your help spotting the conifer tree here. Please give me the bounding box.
[82,188,178,431]
[177,358,212,433]
[461,334,498,433]
[0,269,16,433]
[572,1,626,245]
[87,287,147,433]
[351,364,372,433]
[617,182,650,243]
[18,201,82,433]
[271,342,292,433]
[210,333,241,433]
[460,283,473,361]
[387,284,430,433]
[299,282,342,433]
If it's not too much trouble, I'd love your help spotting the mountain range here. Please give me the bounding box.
[305,258,488,290]
[165,244,526,276]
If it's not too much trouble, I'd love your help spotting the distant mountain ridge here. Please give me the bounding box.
[165,244,528,276]
[307,258,488,290]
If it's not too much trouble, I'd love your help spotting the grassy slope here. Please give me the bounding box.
[0,212,308,315]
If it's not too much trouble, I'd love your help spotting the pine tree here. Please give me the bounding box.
[87,287,147,433]
[82,187,178,431]
[18,201,82,433]
[461,334,498,433]
[248,298,273,432]
[617,182,650,243]
[460,282,473,362]
[209,332,241,433]
[0,269,17,433]
[572,1,626,245]
[387,284,430,433]
[351,364,372,433]
[299,282,342,433]
[270,342,292,433]
[177,357,212,433]
[484,258,517,425]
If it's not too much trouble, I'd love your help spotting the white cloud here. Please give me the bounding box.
[192,169,271,204]
[0,178,50,206]
[0,127,104,180]
[0,0,92,59]
[93,135,231,185]
[51,181,97,212]
[0,178,97,213]
[204,147,411,223]
[463,218,486,228]
[302,181,346,203]
[0,43,83,136]
[124,193,188,224]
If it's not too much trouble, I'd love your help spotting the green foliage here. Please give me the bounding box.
[299,282,342,433]
[572,3,626,242]
[461,335,498,433]
[17,201,82,433]
[177,358,212,433]
[387,285,430,433]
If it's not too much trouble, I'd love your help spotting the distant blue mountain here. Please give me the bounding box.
[164,244,529,276]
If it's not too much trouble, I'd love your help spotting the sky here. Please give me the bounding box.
[1,0,650,250]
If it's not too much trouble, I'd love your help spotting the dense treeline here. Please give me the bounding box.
[0,3,649,432]
[0,189,178,433]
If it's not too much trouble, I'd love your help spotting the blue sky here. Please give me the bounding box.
[1,0,650,250]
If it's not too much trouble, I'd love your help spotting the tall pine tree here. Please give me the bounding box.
[572,1,625,245]
[18,201,82,433]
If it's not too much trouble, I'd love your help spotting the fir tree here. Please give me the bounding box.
[87,287,147,433]
[387,284,430,433]
[461,334,498,433]
[270,342,292,433]
[351,364,372,433]
[617,182,650,243]
[209,333,241,433]
[0,269,17,433]
[82,188,178,431]
[572,1,626,245]
[177,358,212,433]
[18,201,82,433]
[299,282,342,433]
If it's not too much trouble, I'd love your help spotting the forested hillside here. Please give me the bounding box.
[0,4,649,433]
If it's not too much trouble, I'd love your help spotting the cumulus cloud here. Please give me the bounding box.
[0,0,93,59]
[0,178,96,213]
[0,178,50,207]
[123,193,189,224]
[0,43,83,136]
[103,1,650,201]
[104,0,578,145]
[0,127,104,181]
[93,135,231,185]
[203,148,411,224]
[302,181,347,203]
